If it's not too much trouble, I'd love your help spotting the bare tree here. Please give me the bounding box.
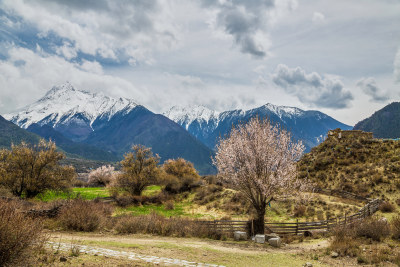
[0,140,75,198]
[213,117,308,234]
[115,145,160,196]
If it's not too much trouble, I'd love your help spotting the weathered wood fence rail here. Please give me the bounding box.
[313,187,371,202]
[196,198,382,236]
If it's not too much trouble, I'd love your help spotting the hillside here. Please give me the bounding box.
[298,129,400,200]
[85,106,216,174]
[0,115,40,148]
[354,102,400,138]
[27,123,119,162]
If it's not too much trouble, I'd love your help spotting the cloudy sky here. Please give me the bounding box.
[0,0,399,125]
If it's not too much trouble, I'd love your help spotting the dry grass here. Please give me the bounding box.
[164,200,174,210]
[0,199,46,266]
[293,205,307,217]
[379,201,396,213]
[298,137,400,199]
[57,198,113,232]
[355,217,390,241]
[327,216,400,266]
[114,212,224,239]
[391,216,400,240]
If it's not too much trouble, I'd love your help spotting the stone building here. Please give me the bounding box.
[327,128,373,140]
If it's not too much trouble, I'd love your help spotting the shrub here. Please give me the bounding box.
[164,200,174,210]
[306,207,316,216]
[0,199,45,266]
[355,217,390,241]
[391,216,400,240]
[163,175,202,194]
[57,199,113,231]
[293,205,306,217]
[0,140,75,198]
[163,158,200,179]
[330,218,391,257]
[162,158,201,194]
[0,186,13,197]
[114,213,222,239]
[379,201,395,213]
[88,165,116,186]
[112,145,160,196]
[330,225,360,257]
[114,193,167,207]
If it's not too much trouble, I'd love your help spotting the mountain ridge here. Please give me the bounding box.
[164,104,353,151]
[353,102,400,138]
[5,82,138,141]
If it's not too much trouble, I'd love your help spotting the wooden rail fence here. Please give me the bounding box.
[196,198,382,236]
[313,187,371,202]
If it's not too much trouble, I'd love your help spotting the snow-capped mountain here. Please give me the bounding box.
[164,105,221,132]
[164,103,352,151]
[5,82,138,141]
[4,83,216,174]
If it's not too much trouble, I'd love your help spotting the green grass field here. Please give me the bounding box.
[116,203,186,217]
[35,187,110,201]
[36,185,163,202]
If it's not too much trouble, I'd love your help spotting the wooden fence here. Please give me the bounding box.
[196,198,382,236]
[197,220,248,233]
[313,187,371,202]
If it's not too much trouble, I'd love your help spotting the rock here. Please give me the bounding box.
[331,251,339,258]
[303,263,313,267]
[268,237,281,247]
[234,231,248,241]
[265,233,278,240]
[379,217,388,224]
[59,257,67,262]
[254,234,265,244]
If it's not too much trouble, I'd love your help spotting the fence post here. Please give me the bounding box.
[296,219,299,235]
[327,216,330,231]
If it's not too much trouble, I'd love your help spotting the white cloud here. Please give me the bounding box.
[0,0,400,127]
[79,60,103,75]
[272,64,353,109]
[356,77,389,103]
[312,12,325,24]
[395,48,400,82]
[2,0,179,63]
[0,47,142,113]
[55,42,77,60]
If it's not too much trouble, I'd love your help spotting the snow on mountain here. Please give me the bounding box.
[260,103,305,119]
[164,103,307,128]
[164,103,351,151]
[4,82,138,129]
[163,105,220,130]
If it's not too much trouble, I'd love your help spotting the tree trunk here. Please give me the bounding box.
[133,186,143,196]
[253,204,266,234]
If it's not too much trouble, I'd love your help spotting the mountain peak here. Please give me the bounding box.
[5,83,139,129]
[44,81,75,97]
[164,105,220,125]
[260,103,305,118]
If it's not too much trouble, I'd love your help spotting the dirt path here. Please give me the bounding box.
[47,241,223,266]
[48,232,329,267]
[50,232,329,254]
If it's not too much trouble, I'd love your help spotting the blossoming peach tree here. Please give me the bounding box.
[213,117,310,234]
